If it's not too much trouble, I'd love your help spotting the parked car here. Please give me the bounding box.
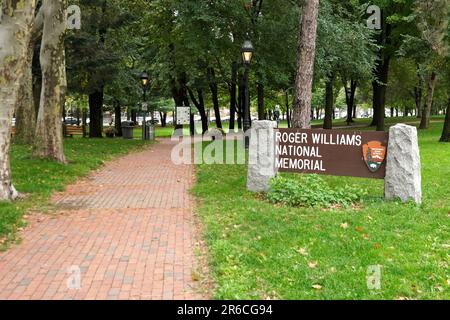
[63,117,79,125]
[147,119,159,125]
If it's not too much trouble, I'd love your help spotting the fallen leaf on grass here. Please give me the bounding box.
[312,284,322,290]
[340,223,349,229]
[297,248,309,256]
[308,261,318,269]
[434,285,444,292]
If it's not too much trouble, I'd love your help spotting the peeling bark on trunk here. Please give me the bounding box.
[292,0,320,129]
[33,0,67,163]
[419,72,437,130]
[14,40,35,144]
[13,2,42,145]
[0,0,36,200]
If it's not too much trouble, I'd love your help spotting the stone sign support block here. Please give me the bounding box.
[247,121,278,192]
[385,124,422,204]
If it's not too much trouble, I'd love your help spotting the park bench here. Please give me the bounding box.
[64,125,83,138]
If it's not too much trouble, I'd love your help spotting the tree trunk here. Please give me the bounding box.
[415,72,423,118]
[237,73,244,130]
[323,76,334,130]
[33,0,67,163]
[292,0,320,129]
[89,89,104,137]
[15,3,43,145]
[229,62,237,131]
[285,90,291,128]
[440,97,450,142]
[0,0,36,200]
[207,67,222,129]
[32,48,42,118]
[14,41,35,144]
[257,82,265,120]
[371,56,390,131]
[419,71,437,130]
[371,20,391,131]
[114,100,122,137]
[187,88,208,134]
[159,112,167,127]
[344,80,357,123]
[82,108,87,137]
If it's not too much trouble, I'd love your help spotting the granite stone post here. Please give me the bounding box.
[385,124,422,204]
[247,121,278,192]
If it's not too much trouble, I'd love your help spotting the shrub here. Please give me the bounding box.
[267,175,367,208]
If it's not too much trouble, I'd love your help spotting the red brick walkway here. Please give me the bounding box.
[0,139,205,300]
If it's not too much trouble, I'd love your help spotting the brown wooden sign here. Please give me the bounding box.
[275,129,389,179]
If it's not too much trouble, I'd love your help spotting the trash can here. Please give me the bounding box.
[121,121,134,139]
[145,121,155,141]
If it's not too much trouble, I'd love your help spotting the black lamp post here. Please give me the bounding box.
[140,71,150,140]
[241,39,254,148]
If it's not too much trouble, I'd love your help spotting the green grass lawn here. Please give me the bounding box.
[133,125,175,138]
[0,138,149,248]
[192,119,450,300]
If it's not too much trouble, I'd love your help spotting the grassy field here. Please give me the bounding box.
[193,118,450,300]
[0,138,149,248]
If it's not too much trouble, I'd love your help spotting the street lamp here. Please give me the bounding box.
[140,71,150,140]
[140,71,150,89]
[241,39,254,148]
[241,40,254,65]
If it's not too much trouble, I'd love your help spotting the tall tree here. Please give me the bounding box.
[369,0,415,131]
[292,0,320,128]
[0,0,36,200]
[415,0,449,129]
[14,6,42,144]
[32,0,67,163]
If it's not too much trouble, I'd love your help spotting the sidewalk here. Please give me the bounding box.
[0,139,205,300]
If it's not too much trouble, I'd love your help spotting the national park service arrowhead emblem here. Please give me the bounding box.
[362,141,387,173]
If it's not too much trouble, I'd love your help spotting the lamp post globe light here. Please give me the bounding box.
[241,39,254,65]
[140,71,151,140]
[241,39,254,148]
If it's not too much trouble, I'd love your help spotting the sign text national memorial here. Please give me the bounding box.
[275,129,388,179]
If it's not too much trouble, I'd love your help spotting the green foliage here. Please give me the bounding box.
[267,175,367,208]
